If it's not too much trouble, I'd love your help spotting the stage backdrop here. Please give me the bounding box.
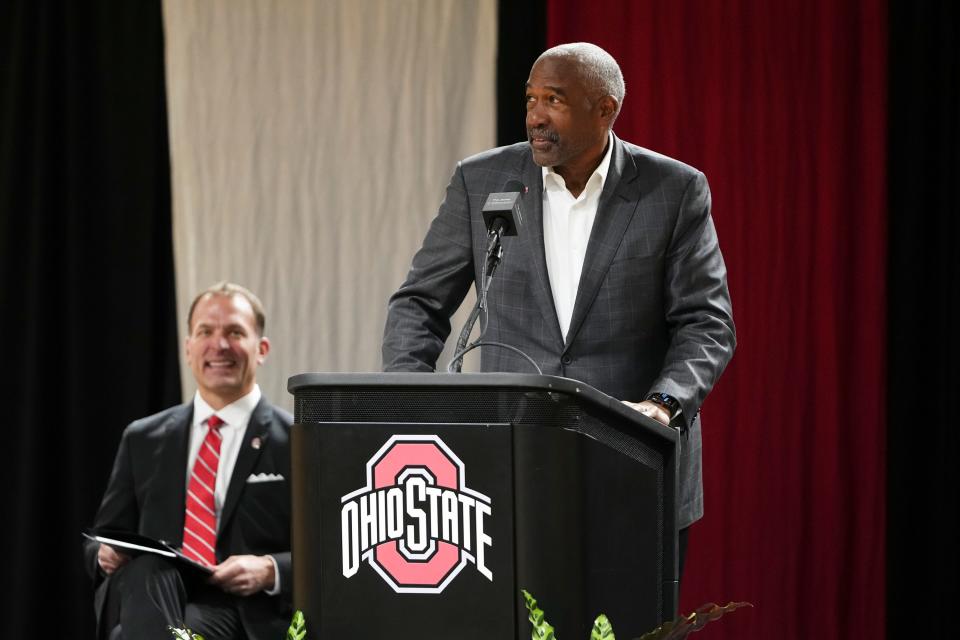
[162,0,497,405]
[548,1,886,639]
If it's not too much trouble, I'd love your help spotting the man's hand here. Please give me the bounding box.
[622,400,671,426]
[97,544,131,575]
[209,555,275,596]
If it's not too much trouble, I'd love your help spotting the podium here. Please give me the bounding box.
[287,373,678,639]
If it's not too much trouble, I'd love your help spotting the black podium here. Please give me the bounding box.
[287,373,678,639]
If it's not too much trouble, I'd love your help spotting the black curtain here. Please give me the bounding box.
[887,1,959,636]
[0,1,180,636]
[496,0,546,146]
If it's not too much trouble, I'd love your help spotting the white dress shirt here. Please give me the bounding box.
[187,384,281,594]
[542,133,614,340]
[187,384,261,526]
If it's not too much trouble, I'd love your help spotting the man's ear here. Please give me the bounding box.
[599,95,619,122]
[257,336,271,364]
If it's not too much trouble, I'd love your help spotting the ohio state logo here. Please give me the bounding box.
[340,435,493,594]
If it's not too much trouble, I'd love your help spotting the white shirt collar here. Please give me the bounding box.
[541,131,614,195]
[192,384,262,429]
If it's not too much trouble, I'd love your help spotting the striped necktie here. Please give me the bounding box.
[182,414,224,567]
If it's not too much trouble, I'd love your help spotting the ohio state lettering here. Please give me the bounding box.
[340,435,493,593]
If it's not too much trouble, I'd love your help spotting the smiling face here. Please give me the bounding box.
[185,293,269,409]
[525,55,615,182]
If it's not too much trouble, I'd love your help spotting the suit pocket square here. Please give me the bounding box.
[246,472,284,484]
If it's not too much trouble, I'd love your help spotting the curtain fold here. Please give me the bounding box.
[886,2,959,637]
[163,0,498,405]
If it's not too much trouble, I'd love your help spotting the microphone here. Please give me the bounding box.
[447,179,532,374]
[481,179,525,240]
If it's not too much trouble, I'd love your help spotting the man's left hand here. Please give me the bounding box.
[208,555,275,596]
[623,400,671,426]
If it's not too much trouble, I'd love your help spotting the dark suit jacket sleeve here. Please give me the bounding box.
[652,170,736,426]
[268,551,292,596]
[83,426,140,584]
[228,403,294,600]
[382,161,477,371]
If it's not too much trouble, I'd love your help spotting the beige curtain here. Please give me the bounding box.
[163,0,497,407]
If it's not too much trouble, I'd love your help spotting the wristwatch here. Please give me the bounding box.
[644,392,682,419]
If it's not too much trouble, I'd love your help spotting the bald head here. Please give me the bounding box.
[535,43,626,117]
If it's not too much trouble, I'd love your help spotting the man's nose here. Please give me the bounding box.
[216,334,230,349]
[526,102,548,128]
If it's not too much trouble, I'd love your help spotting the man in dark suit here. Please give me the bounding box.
[382,43,735,571]
[85,282,293,640]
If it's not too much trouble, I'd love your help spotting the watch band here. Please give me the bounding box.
[644,392,681,418]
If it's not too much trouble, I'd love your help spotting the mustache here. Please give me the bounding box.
[527,127,559,144]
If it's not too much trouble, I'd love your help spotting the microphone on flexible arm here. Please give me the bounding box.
[448,180,542,374]
[481,179,525,268]
[480,179,525,289]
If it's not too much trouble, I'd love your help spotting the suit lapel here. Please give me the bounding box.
[518,150,565,346]
[157,405,192,543]
[218,399,270,533]
[565,135,640,347]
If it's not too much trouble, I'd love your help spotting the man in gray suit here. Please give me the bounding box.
[382,43,735,571]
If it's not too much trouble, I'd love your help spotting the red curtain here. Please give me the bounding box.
[548,2,886,638]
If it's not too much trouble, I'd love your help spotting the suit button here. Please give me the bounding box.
[561,354,572,365]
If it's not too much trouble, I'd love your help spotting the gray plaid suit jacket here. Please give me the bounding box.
[382,133,735,528]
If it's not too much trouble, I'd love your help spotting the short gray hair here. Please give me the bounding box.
[538,42,626,107]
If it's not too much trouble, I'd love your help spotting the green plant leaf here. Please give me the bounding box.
[167,626,204,640]
[591,613,615,639]
[286,610,307,640]
[635,601,752,640]
[522,589,557,640]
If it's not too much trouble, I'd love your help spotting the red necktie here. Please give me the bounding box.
[182,414,224,567]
